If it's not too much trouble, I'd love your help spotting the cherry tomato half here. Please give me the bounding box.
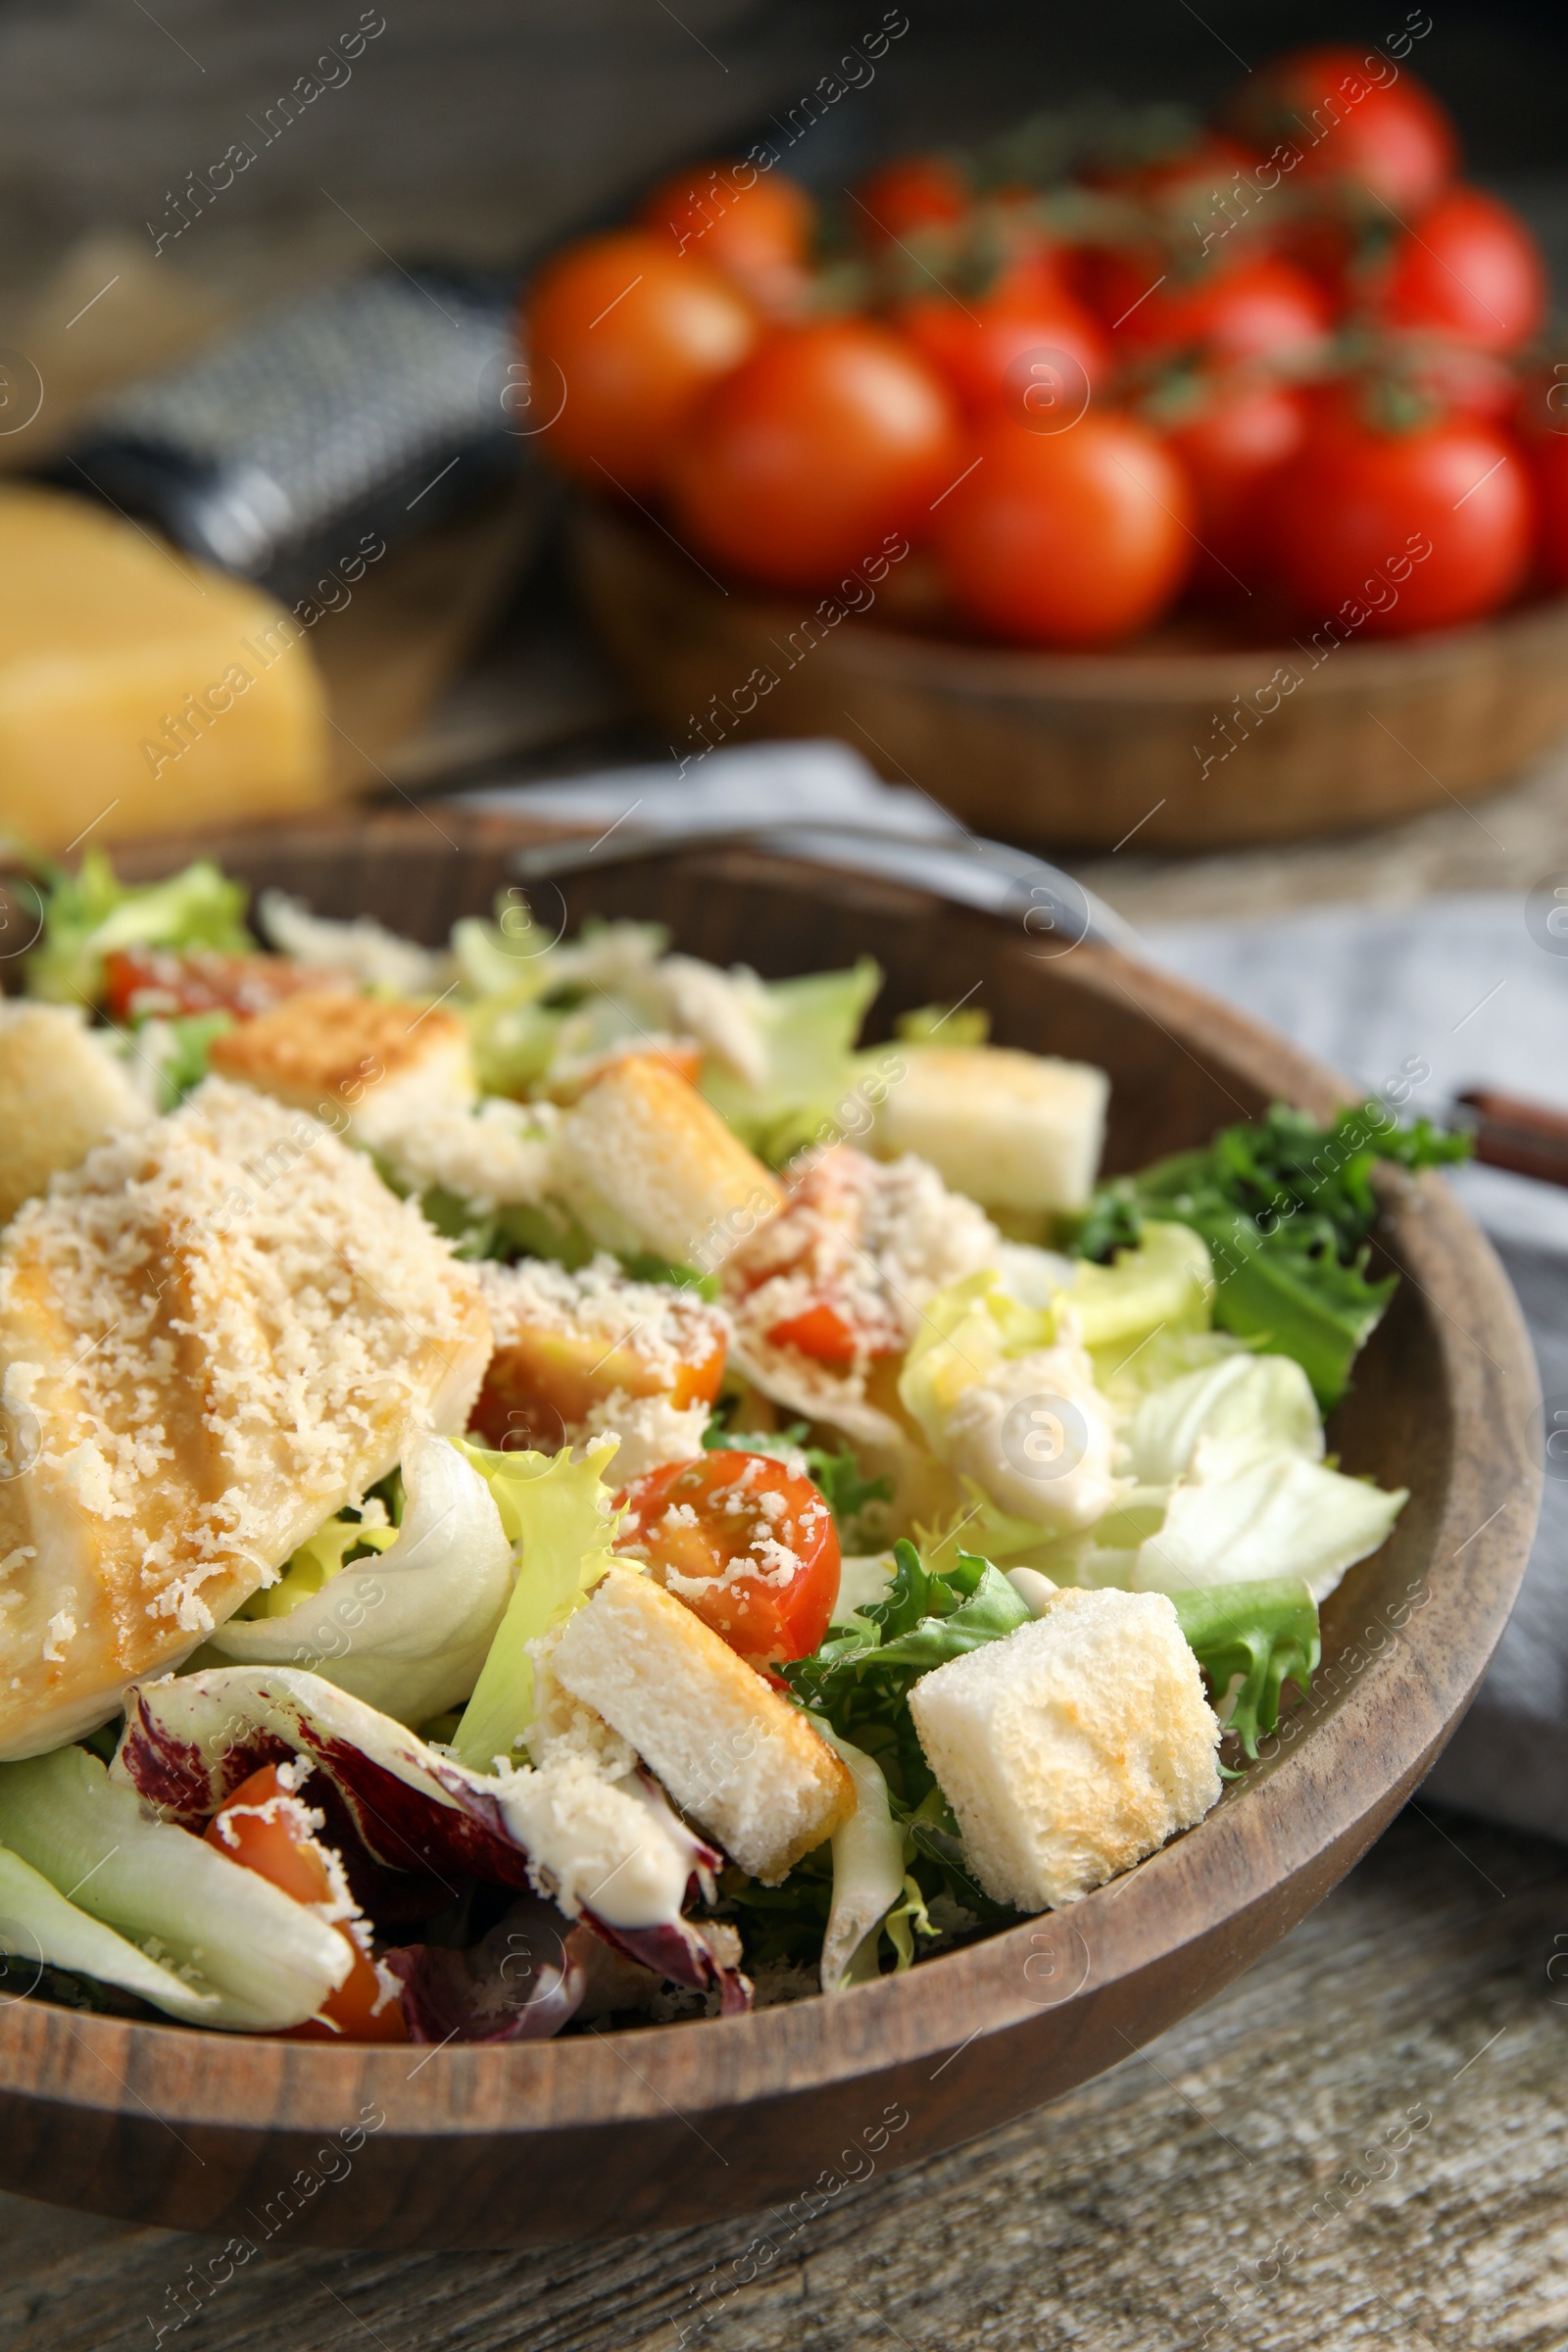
[664,319,962,591]
[933,411,1194,648]
[102,948,327,1025]
[206,1764,406,2042]
[640,161,814,317]
[470,1301,726,1452]
[1365,186,1545,356]
[616,1450,840,1668]
[1225,45,1458,213]
[1265,403,1534,635]
[524,228,758,492]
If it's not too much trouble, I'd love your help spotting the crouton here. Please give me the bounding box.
[553,1054,782,1273]
[0,1003,150,1226]
[208,988,473,1128]
[907,1588,1221,1911]
[552,1565,855,1882]
[873,1047,1109,1214]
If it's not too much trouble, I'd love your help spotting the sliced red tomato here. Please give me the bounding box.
[102,947,326,1024]
[205,1763,406,2043]
[615,1450,840,1668]
[1365,186,1545,356]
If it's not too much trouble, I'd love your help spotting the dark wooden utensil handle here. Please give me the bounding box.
[1456,1087,1568,1189]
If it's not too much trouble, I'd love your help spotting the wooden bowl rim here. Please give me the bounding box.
[0,842,1540,2147]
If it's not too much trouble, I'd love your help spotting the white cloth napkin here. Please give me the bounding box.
[1148,897,1568,1839]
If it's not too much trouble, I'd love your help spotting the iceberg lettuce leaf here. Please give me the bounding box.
[0,1746,349,2030]
[0,1838,227,2023]
[1133,1452,1406,1605]
[208,1433,514,1727]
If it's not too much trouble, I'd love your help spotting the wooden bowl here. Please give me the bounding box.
[0,815,1539,2249]
[571,497,1568,853]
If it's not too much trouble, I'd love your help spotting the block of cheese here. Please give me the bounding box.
[873,1045,1109,1213]
[0,486,328,851]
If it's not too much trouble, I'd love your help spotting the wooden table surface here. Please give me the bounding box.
[5,1804,1566,2352]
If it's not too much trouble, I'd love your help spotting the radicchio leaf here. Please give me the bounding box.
[115,1666,749,2010]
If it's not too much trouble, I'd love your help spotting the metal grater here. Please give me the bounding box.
[54,266,523,593]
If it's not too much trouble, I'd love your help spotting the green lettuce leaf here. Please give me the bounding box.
[1069,1102,1469,1409]
[451,1436,620,1773]
[1168,1578,1320,1759]
[783,1539,1031,1805]
[26,849,252,1006]
[700,958,882,1163]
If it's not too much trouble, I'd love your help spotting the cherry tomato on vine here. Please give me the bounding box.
[1098,250,1332,368]
[523,229,758,490]
[1158,375,1307,602]
[853,154,972,248]
[1365,186,1545,355]
[1265,401,1534,634]
[615,1450,840,1668]
[1225,45,1458,212]
[641,162,814,316]
[1515,366,1568,592]
[932,411,1194,648]
[206,1764,406,2043]
[664,319,962,590]
[897,283,1107,421]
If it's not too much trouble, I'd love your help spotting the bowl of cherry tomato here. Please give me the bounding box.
[520,44,1568,852]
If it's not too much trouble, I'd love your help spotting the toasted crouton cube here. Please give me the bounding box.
[208,989,473,1133]
[873,1046,1108,1213]
[553,1054,782,1272]
[0,1004,149,1226]
[552,1566,855,1882]
[907,1588,1220,1911]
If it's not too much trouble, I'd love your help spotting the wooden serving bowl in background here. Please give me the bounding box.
[571,498,1568,853]
[0,815,1540,2248]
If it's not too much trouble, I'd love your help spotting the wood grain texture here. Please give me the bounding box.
[570,498,1568,853]
[4,1807,1566,2352]
[0,822,1541,2251]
